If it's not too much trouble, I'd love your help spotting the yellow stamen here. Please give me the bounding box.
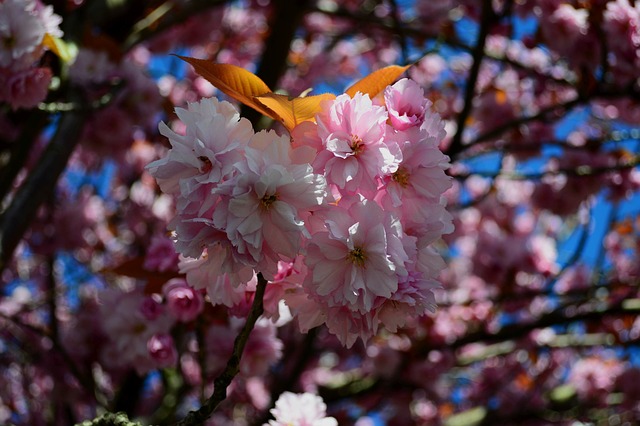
[350,134,365,155]
[260,193,278,210]
[347,246,367,267]
[392,166,410,187]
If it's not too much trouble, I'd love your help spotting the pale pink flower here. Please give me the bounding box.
[377,271,439,333]
[147,97,253,214]
[323,303,379,348]
[304,197,398,313]
[147,97,254,261]
[69,48,115,85]
[384,78,430,130]
[169,211,222,259]
[179,248,252,306]
[266,392,337,426]
[240,318,283,376]
[377,110,452,235]
[314,92,400,195]
[262,257,307,321]
[284,273,376,348]
[213,130,326,272]
[409,54,446,86]
[34,1,63,38]
[0,0,45,68]
[162,278,204,322]
[99,288,174,374]
[0,66,51,109]
[281,288,328,335]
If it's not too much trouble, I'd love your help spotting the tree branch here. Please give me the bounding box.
[174,273,267,426]
[444,0,495,157]
[123,0,231,51]
[0,88,88,273]
[0,111,49,204]
[241,0,311,126]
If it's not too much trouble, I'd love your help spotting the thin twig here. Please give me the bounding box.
[123,0,230,52]
[174,274,267,426]
[387,0,408,64]
[445,0,495,157]
[0,111,49,205]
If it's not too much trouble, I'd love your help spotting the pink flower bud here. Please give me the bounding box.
[162,278,204,322]
[147,333,177,369]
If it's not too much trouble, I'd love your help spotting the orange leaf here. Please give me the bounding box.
[495,88,508,105]
[345,64,411,98]
[176,56,278,120]
[615,219,634,235]
[255,92,336,131]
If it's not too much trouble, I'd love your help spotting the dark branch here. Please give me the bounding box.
[446,0,495,158]
[174,274,267,426]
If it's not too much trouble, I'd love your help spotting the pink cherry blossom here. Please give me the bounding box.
[0,0,45,68]
[304,197,398,313]
[162,278,204,322]
[147,97,252,209]
[179,247,252,307]
[265,392,337,426]
[0,66,51,109]
[213,130,326,273]
[377,114,452,235]
[314,92,401,195]
[99,287,174,374]
[147,333,178,369]
[384,78,430,131]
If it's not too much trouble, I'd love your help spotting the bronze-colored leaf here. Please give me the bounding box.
[176,56,279,120]
[255,92,336,131]
[345,64,411,98]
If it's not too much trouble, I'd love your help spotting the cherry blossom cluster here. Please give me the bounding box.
[0,0,62,109]
[265,392,337,426]
[147,78,453,346]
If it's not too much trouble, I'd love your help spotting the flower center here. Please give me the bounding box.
[350,134,365,155]
[392,166,410,187]
[347,246,367,268]
[2,36,15,49]
[260,193,278,210]
[198,156,213,173]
